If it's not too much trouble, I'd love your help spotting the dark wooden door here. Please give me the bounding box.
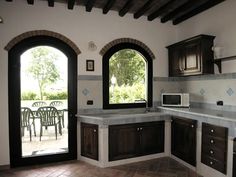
[8,36,78,167]
[109,124,138,161]
[171,117,197,166]
[81,123,98,160]
[139,121,164,155]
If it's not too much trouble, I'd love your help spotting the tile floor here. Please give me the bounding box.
[0,157,202,177]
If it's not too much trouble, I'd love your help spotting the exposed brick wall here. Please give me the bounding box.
[99,38,155,59]
[4,30,81,55]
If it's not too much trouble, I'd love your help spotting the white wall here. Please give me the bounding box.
[176,0,236,73]
[0,0,177,165]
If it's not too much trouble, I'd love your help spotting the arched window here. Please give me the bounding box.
[103,43,153,109]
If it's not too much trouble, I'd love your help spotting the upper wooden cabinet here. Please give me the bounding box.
[167,35,215,77]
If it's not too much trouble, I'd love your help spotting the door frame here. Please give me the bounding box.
[8,36,78,167]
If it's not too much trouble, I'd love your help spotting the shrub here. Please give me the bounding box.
[44,91,68,100]
[21,92,38,100]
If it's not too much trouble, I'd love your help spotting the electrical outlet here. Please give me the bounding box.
[87,100,93,105]
[216,100,223,106]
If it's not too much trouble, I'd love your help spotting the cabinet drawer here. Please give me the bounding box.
[202,135,227,150]
[202,145,227,162]
[202,155,226,174]
[202,123,228,138]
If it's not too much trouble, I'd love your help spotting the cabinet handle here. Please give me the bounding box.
[210,150,214,154]
[137,128,140,131]
[93,129,97,133]
[210,139,214,144]
[210,161,213,165]
[210,129,214,133]
[140,127,143,131]
[191,125,194,128]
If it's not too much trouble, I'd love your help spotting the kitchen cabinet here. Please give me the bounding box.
[109,121,164,161]
[167,34,215,77]
[201,123,228,174]
[81,123,98,160]
[171,117,197,166]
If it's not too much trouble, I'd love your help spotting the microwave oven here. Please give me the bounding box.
[161,93,190,107]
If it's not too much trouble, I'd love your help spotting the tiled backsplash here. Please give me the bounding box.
[78,73,236,110]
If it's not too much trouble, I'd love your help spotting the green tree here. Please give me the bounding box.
[109,49,145,86]
[27,47,60,100]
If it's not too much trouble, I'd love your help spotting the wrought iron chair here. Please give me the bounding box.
[21,107,36,141]
[37,106,62,141]
[50,101,65,128]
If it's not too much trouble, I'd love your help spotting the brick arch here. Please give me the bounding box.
[99,38,155,59]
[5,30,81,55]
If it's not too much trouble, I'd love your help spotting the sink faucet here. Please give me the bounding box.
[135,99,150,112]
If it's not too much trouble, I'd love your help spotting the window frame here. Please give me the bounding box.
[103,42,153,109]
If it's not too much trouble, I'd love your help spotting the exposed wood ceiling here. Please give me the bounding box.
[5,0,226,25]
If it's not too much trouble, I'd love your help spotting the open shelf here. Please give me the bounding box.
[213,55,236,73]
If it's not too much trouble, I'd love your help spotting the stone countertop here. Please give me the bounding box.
[157,106,236,122]
[157,106,236,137]
[77,112,169,126]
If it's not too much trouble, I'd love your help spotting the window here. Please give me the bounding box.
[103,43,153,109]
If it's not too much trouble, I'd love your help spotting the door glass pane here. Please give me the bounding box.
[20,46,68,157]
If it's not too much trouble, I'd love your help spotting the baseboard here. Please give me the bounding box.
[0,164,10,170]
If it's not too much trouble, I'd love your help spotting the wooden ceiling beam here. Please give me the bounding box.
[119,0,133,17]
[68,0,75,10]
[161,0,199,23]
[147,0,175,21]
[134,0,154,19]
[27,0,34,5]
[86,0,96,12]
[173,0,225,25]
[48,0,54,7]
[103,0,116,14]
[5,0,13,2]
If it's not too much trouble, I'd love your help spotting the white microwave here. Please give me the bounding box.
[161,93,190,107]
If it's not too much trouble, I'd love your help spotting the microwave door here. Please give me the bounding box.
[163,95,181,106]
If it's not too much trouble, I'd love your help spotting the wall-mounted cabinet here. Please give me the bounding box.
[167,35,215,77]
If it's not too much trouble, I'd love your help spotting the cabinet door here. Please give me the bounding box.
[109,124,138,161]
[81,123,98,160]
[171,117,196,166]
[139,121,164,155]
[184,41,201,74]
[168,46,185,76]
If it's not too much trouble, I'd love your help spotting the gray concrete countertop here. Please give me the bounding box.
[77,112,169,126]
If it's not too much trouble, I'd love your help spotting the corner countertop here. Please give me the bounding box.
[157,106,236,122]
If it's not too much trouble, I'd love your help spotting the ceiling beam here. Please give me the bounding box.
[5,0,13,2]
[147,0,175,21]
[161,0,200,23]
[27,0,34,5]
[103,0,116,14]
[119,0,133,17]
[86,0,96,12]
[68,0,75,10]
[48,0,54,7]
[134,0,154,19]
[173,0,225,25]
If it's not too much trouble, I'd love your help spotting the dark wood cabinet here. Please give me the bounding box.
[233,138,236,177]
[109,121,165,161]
[201,123,228,174]
[171,117,197,166]
[167,35,215,77]
[81,123,98,160]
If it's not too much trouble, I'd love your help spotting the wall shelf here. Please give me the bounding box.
[213,55,236,73]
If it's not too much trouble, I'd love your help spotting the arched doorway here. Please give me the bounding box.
[8,35,78,167]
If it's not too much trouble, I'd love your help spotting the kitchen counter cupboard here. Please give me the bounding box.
[78,108,236,177]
